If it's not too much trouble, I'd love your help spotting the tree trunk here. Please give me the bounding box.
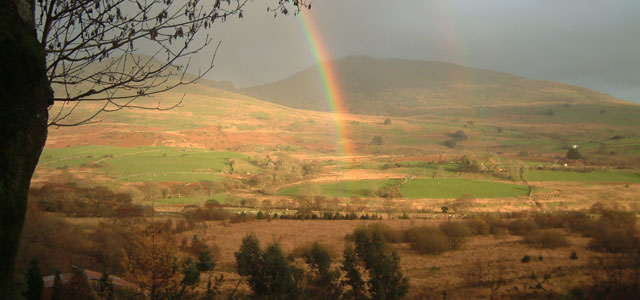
[0,0,50,297]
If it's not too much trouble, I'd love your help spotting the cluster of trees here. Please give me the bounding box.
[294,194,341,215]
[246,154,322,194]
[375,183,403,198]
[352,210,639,257]
[140,180,236,202]
[278,212,383,221]
[566,147,582,160]
[537,210,639,253]
[442,130,468,148]
[494,210,639,254]
[458,155,526,182]
[459,155,488,173]
[20,219,410,299]
[235,230,409,300]
[185,208,255,224]
[19,202,108,272]
[17,215,221,299]
[30,183,148,217]
[184,204,386,223]
[186,190,413,223]
[184,204,234,222]
[114,221,222,299]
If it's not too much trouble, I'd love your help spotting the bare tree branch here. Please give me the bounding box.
[37,0,309,127]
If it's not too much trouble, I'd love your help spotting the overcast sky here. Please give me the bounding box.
[193,0,640,102]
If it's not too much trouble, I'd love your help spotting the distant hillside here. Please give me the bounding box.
[239,56,622,116]
[51,54,238,99]
[42,53,640,170]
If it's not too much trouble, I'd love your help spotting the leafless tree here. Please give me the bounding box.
[38,0,309,126]
[0,0,308,296]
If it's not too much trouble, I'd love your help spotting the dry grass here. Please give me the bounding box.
[174,217,612,298]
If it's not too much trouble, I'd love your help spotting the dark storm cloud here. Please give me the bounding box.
[197,0,640,102]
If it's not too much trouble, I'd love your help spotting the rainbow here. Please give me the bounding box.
[297,11,355,157]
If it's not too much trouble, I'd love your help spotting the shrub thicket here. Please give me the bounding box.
[480,215,509,235]
[533,213,564,229]
[464,217,490,235]
[523,230,568,249]
[375,183,403,198]
[369,223,405,244]
[508,219,539,236]
[246,153,322,191]
[439,222,472,249]
[599,210,636,229]
[442,140,457,148]
[184,206,232,222]
[532,210,638,254]
[452,194,475,212]
[590,227,638,253]
[451,130,468,141]
[30,183,146,218]
[405,226,450,255]
[459,156,485,173]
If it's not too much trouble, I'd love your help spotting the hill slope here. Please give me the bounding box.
[43,55,640,163]
[239,56,622,116]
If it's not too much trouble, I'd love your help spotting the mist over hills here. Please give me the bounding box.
[237,56,623,116]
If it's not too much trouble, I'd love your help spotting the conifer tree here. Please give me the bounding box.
[182,260,200,287]
[23,259,43,300]
[303,243,342,300]
[197,245,216,272]
[99,271,114,300]
[51,270,63,300]
[201,279,216,300]
[235,234,265,294]
[341,245,366,300]
[353,229,409,300]
[235,234,302,299]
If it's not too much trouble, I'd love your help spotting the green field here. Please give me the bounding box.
[401,178,529,199]
[154,196,208,205]
[277,179,399,198]
[277,177,529,199]
[524,170,640,183]
[39,146,259,182]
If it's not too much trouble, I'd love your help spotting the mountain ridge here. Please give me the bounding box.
[237,56,625,116]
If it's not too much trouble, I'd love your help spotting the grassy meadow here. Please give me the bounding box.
[401,178,529,199]
[524,169,640,183]
[38,145,259,182]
